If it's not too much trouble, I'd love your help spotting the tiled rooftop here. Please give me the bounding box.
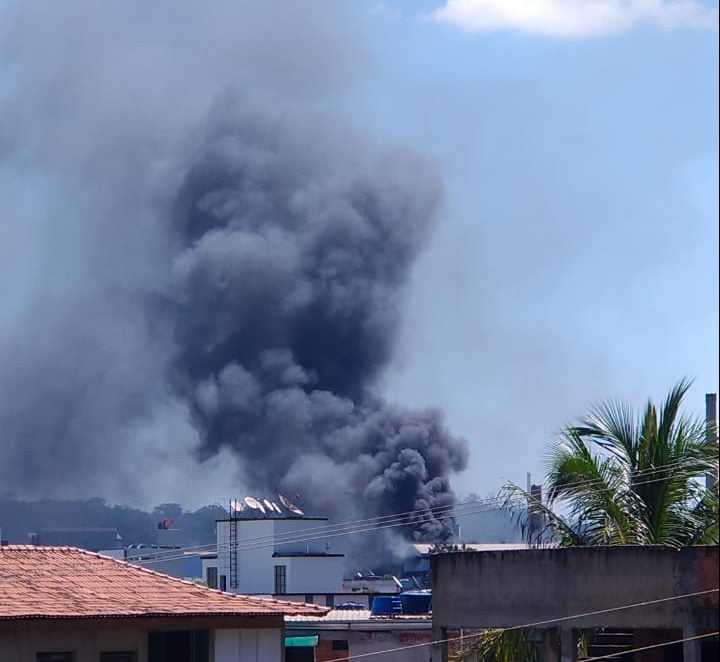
[0,546,329,620]
[285,609,431,623]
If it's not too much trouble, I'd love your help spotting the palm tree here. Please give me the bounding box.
[529,378,718,547]
[450,379,718,662]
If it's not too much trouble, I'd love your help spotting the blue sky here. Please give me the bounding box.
[0,0,716,506]
[349,1,719,495]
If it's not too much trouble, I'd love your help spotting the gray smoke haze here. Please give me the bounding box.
[0,1,467,540]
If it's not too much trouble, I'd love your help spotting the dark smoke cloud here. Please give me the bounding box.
[171,102,468,537]
[0,1,467,540]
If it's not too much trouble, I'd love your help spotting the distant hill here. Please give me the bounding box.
[0,497,225,548]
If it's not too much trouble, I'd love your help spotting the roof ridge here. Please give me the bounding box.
[0,545,330,618]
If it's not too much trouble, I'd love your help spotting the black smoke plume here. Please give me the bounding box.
[171,102,468,540]
[0,1,468,542]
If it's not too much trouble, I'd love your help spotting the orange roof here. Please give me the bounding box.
[0,546,329,621]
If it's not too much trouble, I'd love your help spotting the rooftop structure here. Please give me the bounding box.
[212,497,345,596]
[0,545,327,621]
[0,545,329,662]
[431,545,719,662]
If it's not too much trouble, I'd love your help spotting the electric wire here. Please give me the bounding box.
[318,588,720,661]
[144,454,711,559]
[129,467,716,566]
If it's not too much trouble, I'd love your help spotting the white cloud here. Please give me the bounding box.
[430,0,719,37]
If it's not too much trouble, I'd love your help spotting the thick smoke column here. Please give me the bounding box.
[0,1,468,539]
[171,103,468,540]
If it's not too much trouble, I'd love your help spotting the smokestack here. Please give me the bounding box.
[528,483,543,539]
[706,393,718,491]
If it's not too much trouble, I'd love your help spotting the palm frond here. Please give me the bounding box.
[521,380,718,547]
[449,628,541,662]
[501,483,585,546]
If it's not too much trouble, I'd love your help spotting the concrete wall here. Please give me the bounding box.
[214,628,282,662]
[218,519,276,593]
[285,556,344,594]
[217,519,344,594]
[432,546,719,631]
[349,631,431,662]
[312,630,432,662]
[0,619,285,662]
[274,519,338,555]
[0,625,147,662]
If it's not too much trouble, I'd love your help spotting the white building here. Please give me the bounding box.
[210,509,345,596]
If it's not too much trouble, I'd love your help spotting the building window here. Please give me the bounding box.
[304,593,314,604]
[274,564,287,593]
[219,574,226,592]
[100,654,136,662]
[36,655,74,662]
[331,640,349,650]
[206,566,218,589]
[325,594,334,607]
[148,631,209,662]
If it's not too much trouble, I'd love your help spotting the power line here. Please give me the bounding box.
[141,455,710,559]
[2,460,712,573]
[318,588,720,661]
[127,497,523,565]
[132,469,711,566]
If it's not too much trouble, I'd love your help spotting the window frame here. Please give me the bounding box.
[206,566,218,589]
[274,564,287,594]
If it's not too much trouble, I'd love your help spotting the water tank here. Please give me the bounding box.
[399,591,431,614]
[370,595,403,615]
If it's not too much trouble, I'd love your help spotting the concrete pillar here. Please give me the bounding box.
[560,628,576,662]
[543,628,560,662]
[682,625,701,662]
[431,625,448,662]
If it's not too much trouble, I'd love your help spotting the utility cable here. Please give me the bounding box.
[318,588,720,661]
[135,456,710,560]
[131,470,713,566]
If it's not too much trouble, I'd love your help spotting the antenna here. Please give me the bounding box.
[279,493,304,516]
[229,498,245,514]
[244,496,266,515]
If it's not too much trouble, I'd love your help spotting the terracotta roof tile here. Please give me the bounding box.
[0,546,329,620]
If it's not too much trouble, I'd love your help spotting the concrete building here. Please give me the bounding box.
[431,545,719,662]
[0,545,328,662]
[212,510,344,596]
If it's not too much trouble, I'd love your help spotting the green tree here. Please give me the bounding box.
[451,379,718,661]
[524,378,718,547]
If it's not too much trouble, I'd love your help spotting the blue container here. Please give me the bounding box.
[399,591,431,614]
[370,595,394,615]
